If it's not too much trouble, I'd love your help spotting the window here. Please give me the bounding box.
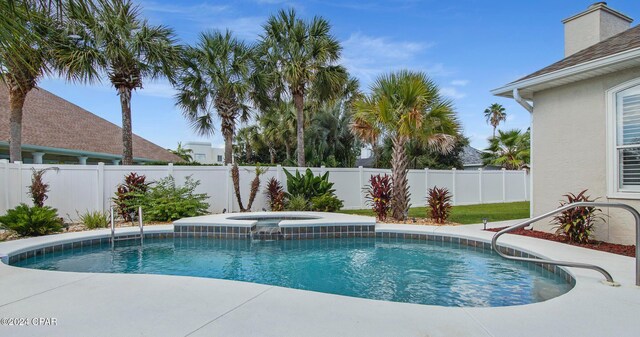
[608,79,640,197]
[217,155,223,162]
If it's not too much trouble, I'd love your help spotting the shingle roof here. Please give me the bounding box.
[514,24,640,83]
[0,85,181,162]
[461,145,483,166]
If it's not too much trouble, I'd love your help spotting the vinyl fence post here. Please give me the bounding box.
[424,168,429,193]
[226,164,233,212]
[97,162,105,212]
[276,164,282,182]
[451,168,457,206]
[502,168,507,202]
[1,159,9,211]
[358,166,364,209]
[478,168,483,204]
[16,161,23,204]
[523,168,528,201]
[167,162,174,177]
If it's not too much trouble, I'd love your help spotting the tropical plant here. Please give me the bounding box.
[376,135,468,170]
[283,168,336,200]
[286,194,309,211]
[113,172,149,221]
[0,204,62,236]
[230,164,267,212]
[28,167,58,207]
[483,103,507,139]
[552,190,603,244]
[305,102,360,167]
[255,8,348,166]
[176,30,252,165]
[482,128,530,170]
[169,142,193,162]
[265,177,285,211]
[142,175,209,221]
[246,166,267,211]
[310,194,344,212]
[77,210,109,229]
[0,1,89,162]
[352,70,460,220]
[64,0,183,164]
[427,187,452,224]
[365,174,393,221]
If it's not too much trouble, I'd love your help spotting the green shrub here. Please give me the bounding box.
[142,175,209,221]
[286,195,309,211]
[77,210,109,229]
[0,204,62,236]
[310,194,344,212]
[283,168,336,200]
[552,190,602,243]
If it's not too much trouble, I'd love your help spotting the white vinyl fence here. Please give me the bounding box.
[0,160,530,219]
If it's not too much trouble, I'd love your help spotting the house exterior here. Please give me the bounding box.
[492,2,639,244]
[183,141,225,165]
[0,86,181,164]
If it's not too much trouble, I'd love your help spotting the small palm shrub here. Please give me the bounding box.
[365,174,393,221]
[286,195,309,211]
[0,204,62,236]
[310,194,344,212]
[265,177,285,211]
[284,168,336,200]
[28,167,58,207]
[77,210,109,229]
[427,187,452,224]
[113,172,149,221]
[552,190,602,243]
[142,175,209,221]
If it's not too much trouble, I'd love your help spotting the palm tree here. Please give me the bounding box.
[175,30,252,165]
[484,103,507,139]
[352,70,460,220]
[306,102,360,167]
[482,128,530,170]
[0,1,83,162]
[256,8,347,167]
[63,0,182,165]
[168,142,193,162]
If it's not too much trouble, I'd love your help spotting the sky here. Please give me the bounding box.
[39,0,640,151]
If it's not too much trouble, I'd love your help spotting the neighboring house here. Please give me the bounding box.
[0,86,181,165]
[492,2,638,244]
[183,142,225,165]
[461,145,500,170]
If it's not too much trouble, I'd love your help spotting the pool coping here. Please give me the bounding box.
[0,219,638,336]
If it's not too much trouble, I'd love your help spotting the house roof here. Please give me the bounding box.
[0,85,181,162]
[461,145,483,166]
[492,25,640,99]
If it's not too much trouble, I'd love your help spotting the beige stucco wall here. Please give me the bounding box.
[531,67,640,245]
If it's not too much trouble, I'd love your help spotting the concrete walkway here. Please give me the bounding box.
[0,221,638,337]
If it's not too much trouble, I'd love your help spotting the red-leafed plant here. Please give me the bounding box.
[365,174,393,221]
[427,186,452,224]
[265,177,285,211]
[28,167,58,207]
[552,189,603,243]
[113,172,149,221]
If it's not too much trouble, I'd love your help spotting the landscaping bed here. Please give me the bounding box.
[486,227,636,257]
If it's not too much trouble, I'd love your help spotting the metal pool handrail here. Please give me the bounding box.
[491,202,640,286]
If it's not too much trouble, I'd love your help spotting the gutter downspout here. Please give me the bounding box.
[513,88,534,217]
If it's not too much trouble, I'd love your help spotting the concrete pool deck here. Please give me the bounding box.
[0,220,638,336]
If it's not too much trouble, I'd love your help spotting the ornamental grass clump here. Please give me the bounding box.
[427,186,452,224]
[552,189,603,244]
[365,174,393,221]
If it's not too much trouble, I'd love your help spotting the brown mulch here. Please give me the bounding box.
[381,218,460,226]
[486,227,636,257]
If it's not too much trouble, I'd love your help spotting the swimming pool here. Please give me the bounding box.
[11,237,573,307]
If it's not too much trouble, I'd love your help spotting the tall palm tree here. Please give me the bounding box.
[0,1,82,162]
[352,70,460,220]
[482,128,530,170]
[484,103,507,139]
[234,125,261,163]
[63,0,182,165]
[256,8,347,167]
[176,30,252,165]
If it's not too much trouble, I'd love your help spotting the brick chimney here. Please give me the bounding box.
[562,2,633,57]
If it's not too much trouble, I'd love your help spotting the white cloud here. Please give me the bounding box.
[440,87,466,100]
[450,79,469,86]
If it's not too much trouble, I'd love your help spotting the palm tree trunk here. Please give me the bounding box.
[231,163,245,211]
[285,143,291,161]
[293,92,305,167]
[492,126,496,139]
[391,135,410,221]
[223,130,233,165]
[269,146,276,164]
[8,88,27,163]
[118,87,134,165]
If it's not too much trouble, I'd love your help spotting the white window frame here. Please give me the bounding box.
[606,77,640,199]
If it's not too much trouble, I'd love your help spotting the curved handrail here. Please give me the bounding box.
[491,202,640,286]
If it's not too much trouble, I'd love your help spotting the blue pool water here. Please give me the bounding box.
[12,237,573,307]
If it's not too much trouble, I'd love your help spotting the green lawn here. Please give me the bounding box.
[339,201,530,224]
